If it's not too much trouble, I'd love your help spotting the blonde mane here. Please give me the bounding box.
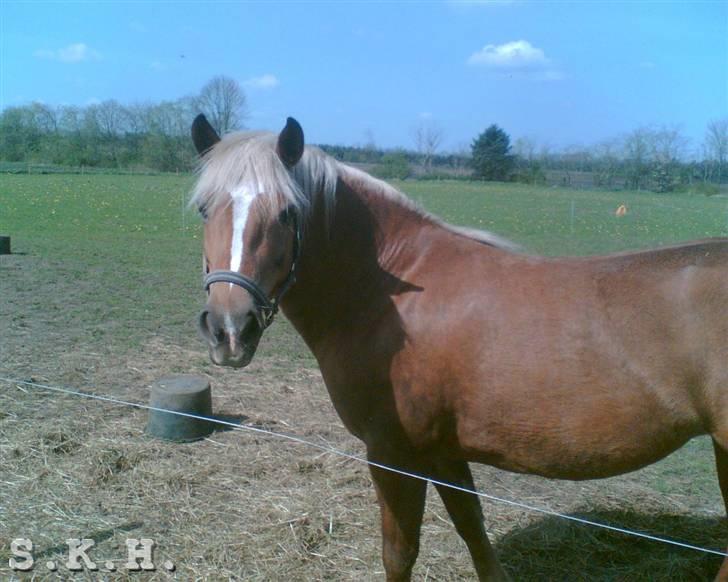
[191,131,337,220]
[190,130,519,252]
[335,164,521,252]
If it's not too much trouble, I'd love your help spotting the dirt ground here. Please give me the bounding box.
[2,250,727,581]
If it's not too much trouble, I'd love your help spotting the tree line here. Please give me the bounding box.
[1,75,726,193]
[0,76,246,172]
[471,121,728,193]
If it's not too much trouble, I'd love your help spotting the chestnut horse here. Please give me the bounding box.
[190,114,728,581]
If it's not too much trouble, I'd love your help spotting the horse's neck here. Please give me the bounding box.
[281,176,427,349]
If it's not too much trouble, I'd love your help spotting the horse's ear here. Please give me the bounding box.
[191,114,221,156]
[277,117,304,167]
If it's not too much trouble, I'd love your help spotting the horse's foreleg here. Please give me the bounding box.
[432,459,508,582]
[368,455,427,581]
[712,438,728,581]
[713,438,728,516]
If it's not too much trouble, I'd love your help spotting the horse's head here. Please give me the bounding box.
[191,115,305,368]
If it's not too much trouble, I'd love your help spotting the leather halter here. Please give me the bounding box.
[203,214,301,330]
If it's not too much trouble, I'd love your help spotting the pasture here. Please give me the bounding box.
[2,173,728,580]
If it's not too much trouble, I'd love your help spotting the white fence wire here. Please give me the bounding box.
[1,375,726,559]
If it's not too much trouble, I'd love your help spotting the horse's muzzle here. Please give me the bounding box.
[197,308,263,368]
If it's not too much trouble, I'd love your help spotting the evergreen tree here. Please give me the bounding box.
[471,125,515,181]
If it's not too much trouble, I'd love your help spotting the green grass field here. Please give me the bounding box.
[2,173,728,579]
[1,173,725,370]
[3,174,727,352]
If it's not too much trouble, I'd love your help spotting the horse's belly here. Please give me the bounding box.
[466,434,694,480]
[458,392,701,480]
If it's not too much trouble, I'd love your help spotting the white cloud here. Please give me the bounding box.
[468,40,548,68]
[149,60,167,71]
[34,43,102,63]
[467,39,565,81]
[244,74,280,90]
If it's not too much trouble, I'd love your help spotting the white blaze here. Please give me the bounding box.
[229,183,260,273]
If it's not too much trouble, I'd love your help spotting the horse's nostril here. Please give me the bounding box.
[198,308,260,352]
[198,309,221,345]
[240,312,259,339]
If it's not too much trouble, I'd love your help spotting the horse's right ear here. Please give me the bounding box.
[191,114,221,156]
[277,117,304,167]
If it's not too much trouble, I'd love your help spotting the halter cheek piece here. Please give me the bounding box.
[202,214,301,330]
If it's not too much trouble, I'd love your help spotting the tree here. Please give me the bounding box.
[705,118,728,184]
[30,102,58,134]
[649,126,688,192]
[621,125,688,192]
[512,136,545,184]
[373,151,411,180]
[623,127,652,190]
[95,99,128,138]
[512,136,536,161]
[412,121,444,174]
[196,76,248,135]
[592,139,620,188]
[471,125,514,181]
[450,142,471,176]
[0,106,38,161]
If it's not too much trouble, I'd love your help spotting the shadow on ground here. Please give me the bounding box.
[497,509,725,581]
[209,412,249,433]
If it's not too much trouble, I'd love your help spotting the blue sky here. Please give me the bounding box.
[2,1,726,152]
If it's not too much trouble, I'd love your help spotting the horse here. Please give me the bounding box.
[190,114,728,581]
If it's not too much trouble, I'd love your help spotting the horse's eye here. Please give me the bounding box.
[278,204,297,226]
[199,205,209,221]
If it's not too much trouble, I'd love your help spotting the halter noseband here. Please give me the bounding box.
[202,216,301,330]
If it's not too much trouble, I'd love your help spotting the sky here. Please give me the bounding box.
[1,1,727,153]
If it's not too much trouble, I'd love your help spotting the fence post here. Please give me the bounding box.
[570,200,576,235]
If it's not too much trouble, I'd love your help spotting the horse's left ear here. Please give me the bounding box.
[191,114,221,156]
[277,117,304,167]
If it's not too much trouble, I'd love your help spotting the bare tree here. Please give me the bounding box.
[592,138,620,187]
[537,142,552,171]
[623,127,653,190]
[58,105,82,134]
[30,102,58,134]
[650,126,687,192]
[451,141,471,176]
[95,99,129,138]
[412,121,444,173]
[621,125,687,192]
[650,125,688,164]
[196,76,248,135]
[705,118,728,184]
[361,128,377,161]
[125,103,152,135]
[513,136,537,162]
